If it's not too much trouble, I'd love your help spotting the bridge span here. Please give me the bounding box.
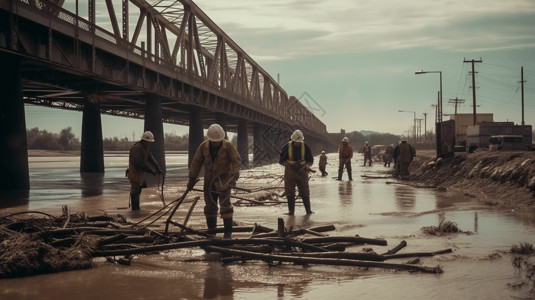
[0,0,337,191]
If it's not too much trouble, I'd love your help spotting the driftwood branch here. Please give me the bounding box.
[93,237,330,257]
[381,240,407,255]
[300,236,387,246]
[206,246,442,274]
[383,248,453,260]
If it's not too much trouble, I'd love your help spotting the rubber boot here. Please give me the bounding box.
[130,194,140,211]
[302,196,314,214]
[286,196,295,215]
[223,218,233,239]
[348,171,353,181]
[206,216,217,236]
[337,169,342,181]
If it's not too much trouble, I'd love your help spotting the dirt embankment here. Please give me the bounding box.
[409,150,535,209]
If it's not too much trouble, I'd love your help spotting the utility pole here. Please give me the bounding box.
[423,113,427,141]
[520,66,526,125]
[464,58,482,125]
[416,118,423,142]
[448,98,465,115]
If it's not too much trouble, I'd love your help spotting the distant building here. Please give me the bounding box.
[447,113,494,146]
[466,122,532,152]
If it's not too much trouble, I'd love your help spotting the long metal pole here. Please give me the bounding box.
[521,66,525,126]
[413,112,416,143]
[439,72,443,123]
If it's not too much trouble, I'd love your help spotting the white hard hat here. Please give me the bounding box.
[342,137,349,143]
[141,131,155,142]
[365,141,368,144]
[322,150,326,154]
[291,130,304,143]
[207,124,225,142]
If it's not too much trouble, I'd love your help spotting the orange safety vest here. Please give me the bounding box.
[288,142,306,165]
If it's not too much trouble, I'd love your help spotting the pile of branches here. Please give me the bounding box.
[422,220,472,236]
[510,242,535,294]
[1,204,453,278]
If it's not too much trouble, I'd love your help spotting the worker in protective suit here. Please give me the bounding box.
[337,137,353,180]
[127,131,163,210]
[279,130,314,215]
[383,144,394,167]
[362,141,372,166]
[392,137,416,179]
[188,124,241,239]
[318,151,328,176]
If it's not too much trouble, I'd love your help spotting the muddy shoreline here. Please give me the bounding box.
[409,149,535,210]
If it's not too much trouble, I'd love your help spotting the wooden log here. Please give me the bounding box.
[98,234,127,246]
[301,236,387,246]
[300,229,328,237]
[381,240,407,255]
[41,228,147,237]
[93,237,329,257]
[164,187,194,234]
[276,251,386,261]
[253,225,335,238]
[317,242,354,251]
[179,196,200,235]
[277,218,286,238]
[205,246,442,274]
[383,248,452,260]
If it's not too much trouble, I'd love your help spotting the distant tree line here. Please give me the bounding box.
[27,127,81,151]
[26,127,436,152]
[27,127,190,151]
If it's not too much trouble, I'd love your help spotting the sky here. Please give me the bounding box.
[25,0,535,139]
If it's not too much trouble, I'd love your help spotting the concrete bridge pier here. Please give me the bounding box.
[188,107,204,167]
[237,119,249,168]
[215,114,228,140]
[0,54,29,191]
[144,96,166,185]
[252,123,264,167]
[80,101,104,172]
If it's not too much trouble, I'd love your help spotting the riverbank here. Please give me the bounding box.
[410,149,535,210]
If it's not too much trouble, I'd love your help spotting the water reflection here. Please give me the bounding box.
[80,172,104,197]
[394,185,416,210]
[338,181,352,207]
[203,262,233,298]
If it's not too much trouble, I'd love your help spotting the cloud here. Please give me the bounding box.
[194,0,535,61]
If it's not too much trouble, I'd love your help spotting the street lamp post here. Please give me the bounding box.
[415,71,442,123]
[398,110,416,144]
[416,70,443,156]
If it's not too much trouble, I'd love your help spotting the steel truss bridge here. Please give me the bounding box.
[0,0,336,191]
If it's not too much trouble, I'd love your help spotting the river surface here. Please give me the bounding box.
[1,152,535,299]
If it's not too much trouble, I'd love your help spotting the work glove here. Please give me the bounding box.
[187,177,197,191]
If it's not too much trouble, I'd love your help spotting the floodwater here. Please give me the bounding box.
[1,152,535,300]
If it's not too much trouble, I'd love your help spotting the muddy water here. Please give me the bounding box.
[1,153,535,299]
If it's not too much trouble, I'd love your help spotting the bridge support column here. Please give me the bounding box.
[80,102,104,172]
[188,107,204,167]
[237,119,249,168]
[0,54,29,191]
[253,123,266,167]
[144,96,166,185]
[215,114,228,139]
